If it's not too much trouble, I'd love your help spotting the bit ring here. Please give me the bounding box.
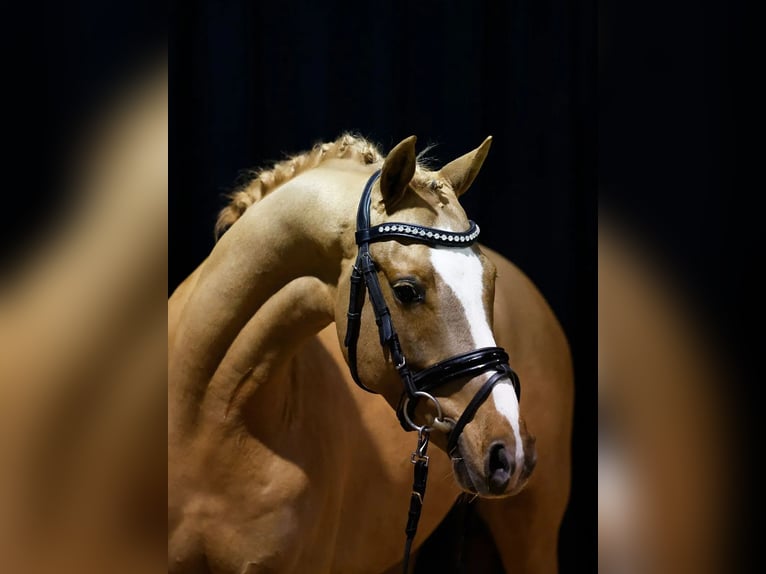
[402,391,445,433]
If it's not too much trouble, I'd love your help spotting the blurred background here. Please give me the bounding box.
[599,0,761,571]
[171,1,596,572]
[2,3,167,574]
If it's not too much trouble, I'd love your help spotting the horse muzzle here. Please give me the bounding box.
[451,435,537,498]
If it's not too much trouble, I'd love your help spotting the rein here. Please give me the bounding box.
[343,170,522,571]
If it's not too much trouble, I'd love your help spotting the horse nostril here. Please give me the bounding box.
[487,441,514,494]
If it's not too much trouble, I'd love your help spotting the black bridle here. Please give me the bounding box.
[343,170,521,571]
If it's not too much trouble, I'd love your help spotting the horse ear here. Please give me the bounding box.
[380,135,417,210]
[439,136,493,197]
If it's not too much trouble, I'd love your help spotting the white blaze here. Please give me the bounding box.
[429,247,525,470]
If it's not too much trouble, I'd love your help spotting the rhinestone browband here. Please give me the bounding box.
[354,221,480,247]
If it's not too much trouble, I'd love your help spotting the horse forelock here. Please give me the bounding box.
[214,134,444,240]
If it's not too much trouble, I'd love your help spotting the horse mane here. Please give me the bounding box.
[214,133,382,239]
[215,133,438,239]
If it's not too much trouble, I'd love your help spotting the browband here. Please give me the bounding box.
[355,221,480,247]
[352,171,482,250]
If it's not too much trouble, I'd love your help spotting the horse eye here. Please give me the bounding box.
[392,282,423,305]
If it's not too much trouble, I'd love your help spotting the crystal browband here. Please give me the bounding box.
[354,221,480,247]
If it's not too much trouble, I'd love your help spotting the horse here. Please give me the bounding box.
[168,134,573,573]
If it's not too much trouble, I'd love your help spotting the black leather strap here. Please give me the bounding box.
[402,435,430,574]
[412,347,511,393]
[344,264,373,392]
[395,348,520,432]
[446,370,510,455]
[405,458,429,538]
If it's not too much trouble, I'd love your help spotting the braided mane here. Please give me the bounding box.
[215,133,385,239]
[215,133,441,239]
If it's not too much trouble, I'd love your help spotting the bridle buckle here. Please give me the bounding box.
[410,429,430,464]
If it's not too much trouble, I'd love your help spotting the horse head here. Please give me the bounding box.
[336,136,536,498]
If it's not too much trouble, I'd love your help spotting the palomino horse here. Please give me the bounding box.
[168,134,573,573]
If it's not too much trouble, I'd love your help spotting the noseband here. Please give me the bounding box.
[343,170,522,571]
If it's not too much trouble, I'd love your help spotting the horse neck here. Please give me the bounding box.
[169,164,370,432]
